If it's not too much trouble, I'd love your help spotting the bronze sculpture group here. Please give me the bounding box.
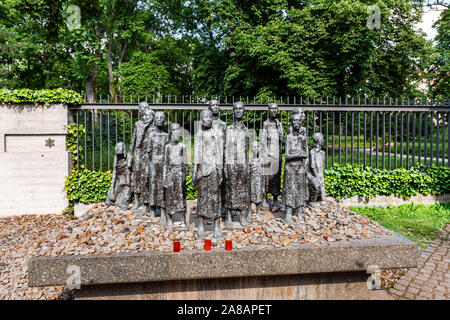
[106,101,327,239]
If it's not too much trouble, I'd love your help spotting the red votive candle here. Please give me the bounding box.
[204,239,211,251]
[225,240,232,251]
[173,241,180,252]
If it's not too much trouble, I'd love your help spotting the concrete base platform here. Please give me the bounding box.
[73,272,394,300]
[28,232,416,300]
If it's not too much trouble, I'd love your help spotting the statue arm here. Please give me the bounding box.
[300,135,309,158]
[284,137,299,162]
[260,124,267,154]
[245,132,250,174]
[130,127,136,153]
[224,130,228,180]
[278,120,284,153]
[146,132,153,153]
[108,156,118,201]
[192,134,200,186]
[163,145,169,187]
[182,145,189,177]
[145,136,152,176]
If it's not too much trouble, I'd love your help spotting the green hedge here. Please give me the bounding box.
[326,165,450,199]
[0,88,83,104]
[65,165,450,204]
[65,169,112,204]
[65,168,198,204]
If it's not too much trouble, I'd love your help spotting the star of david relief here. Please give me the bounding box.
[45,138,55,148]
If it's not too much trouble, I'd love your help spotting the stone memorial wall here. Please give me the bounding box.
[0,104,69,216]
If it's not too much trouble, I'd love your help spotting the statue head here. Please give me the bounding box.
[233,101,245,121]
[293,107,306,123]
[170,123,181,143]
[313,132,324,146]
[139,102,149,115]
[292,106,303,115]
[115,142,126,155]
[291,113,302,132]
[251,140,260,158]
[200,109,212,129]
[154,111,165,127]
[268,103,278,119]
[208,99,220,116]
[142,108,154,124]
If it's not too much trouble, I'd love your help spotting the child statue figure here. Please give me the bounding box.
[249,140,269,219]
[146,111,169,223]
[129,102,154,215]
[307,132,327,207]
[105,142,132,210]
[224,101,251,229]
[163,123,189,231]
[282,112,309,225]
[192,109,224,240]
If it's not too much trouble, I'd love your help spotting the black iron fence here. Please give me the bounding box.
[69,96,450,172]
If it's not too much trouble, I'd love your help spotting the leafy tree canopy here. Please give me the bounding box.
[0,0,445,99]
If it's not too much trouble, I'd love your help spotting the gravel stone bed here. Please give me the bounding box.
[0,200,393,300]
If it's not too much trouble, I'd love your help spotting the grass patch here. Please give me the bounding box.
[350,203,450,248]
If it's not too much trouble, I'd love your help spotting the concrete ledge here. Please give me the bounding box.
[332,193,450,207]
[28,233,416,288]
[73,272,395,300]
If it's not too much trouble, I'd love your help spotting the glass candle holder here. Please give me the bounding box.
[204,239,211,251]
[173,241,180,252]
[225,240,232,251]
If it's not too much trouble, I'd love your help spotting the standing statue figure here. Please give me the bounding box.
[147,111,169,223]
[249,140,269,219]
[129,103,154,214]
[208,99,227,217]
[282,112,309,225]
[192,109,224,239]
[261,103,284,212]
[224,101,251,229]
[105,142,133,210]
[307,132,327,207]
[287,106,303,134]
[163,123,189,231]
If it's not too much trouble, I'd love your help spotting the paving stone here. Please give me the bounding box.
[404,292,416,300]
[388,224,449,301]
[419,291,433,299]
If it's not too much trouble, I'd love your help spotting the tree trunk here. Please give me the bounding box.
[107,31,115,99]
[85,72,96,103]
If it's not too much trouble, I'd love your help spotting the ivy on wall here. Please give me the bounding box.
[66,123,85,168]
[0,89,83,104]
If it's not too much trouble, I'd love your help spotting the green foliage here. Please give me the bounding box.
[325,164,450,199]
[428,8,450,97]
[65,164,450,205]
[0,0,440,98]
[351,203,450,247]
[185,168,198,200]
[0,88,83,104]
[119,50,177,97]
[61,202,75,219]
[65,168,198,203]
[65,169,112,204]
[66,123,85,168]
[203,0,433,97]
